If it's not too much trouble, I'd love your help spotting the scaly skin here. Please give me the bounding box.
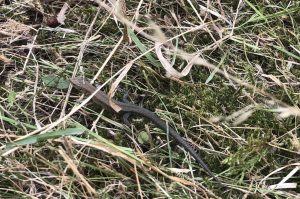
[70,77,219,182]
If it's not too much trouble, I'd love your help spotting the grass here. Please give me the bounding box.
[0,0,300,198]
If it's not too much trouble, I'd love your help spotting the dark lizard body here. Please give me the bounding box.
[70,77,218,181]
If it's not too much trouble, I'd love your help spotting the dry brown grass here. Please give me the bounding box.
[0,0,300,198]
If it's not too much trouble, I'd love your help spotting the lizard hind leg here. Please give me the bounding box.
[120,89,133,126]
[122,112,132,126]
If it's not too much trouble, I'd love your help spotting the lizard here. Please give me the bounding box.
[70,77,219,182]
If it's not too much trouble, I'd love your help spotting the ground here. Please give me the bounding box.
[0,0,300,198]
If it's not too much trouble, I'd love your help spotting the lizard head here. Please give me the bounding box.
[70,77,96,93]
[70,77,86,87]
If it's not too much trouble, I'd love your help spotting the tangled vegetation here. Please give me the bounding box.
[0,0,299,198]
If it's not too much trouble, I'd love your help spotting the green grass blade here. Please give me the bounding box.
[272,45,300,61]
[0,115,37,130]
[5,128,84,149]
[128,28,161,68]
